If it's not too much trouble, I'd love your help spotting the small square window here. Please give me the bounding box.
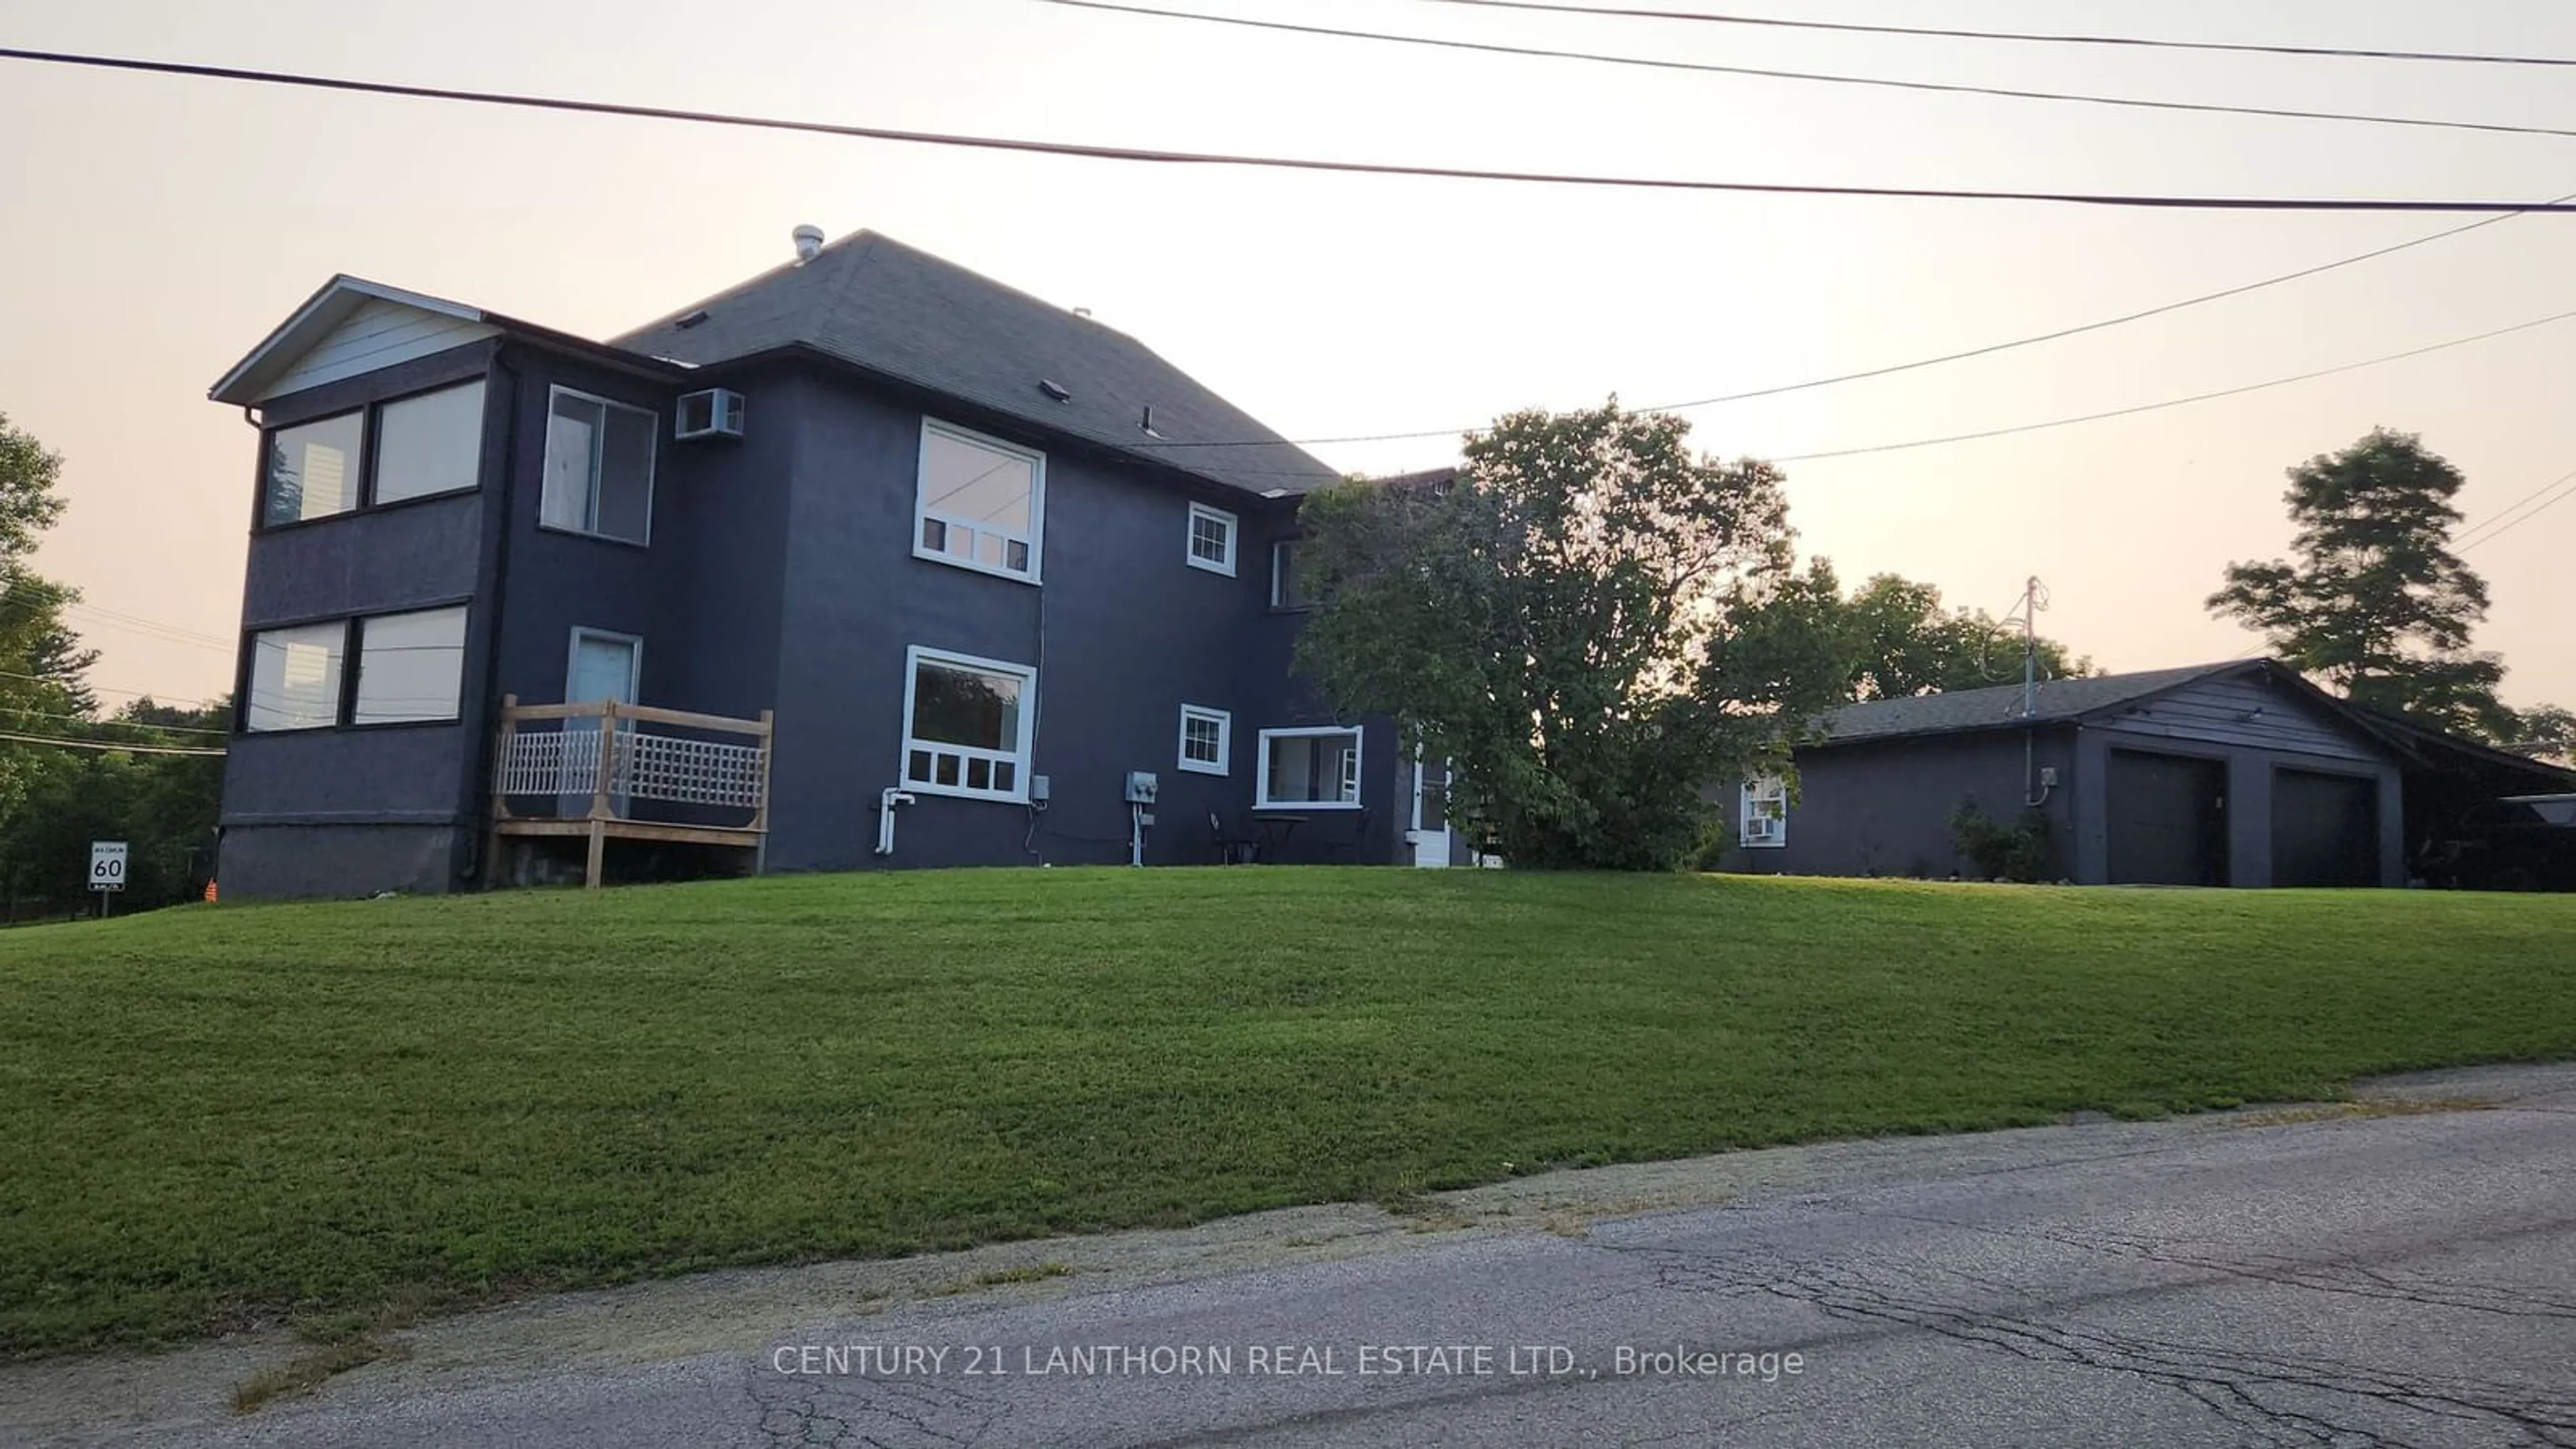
[1187,502,1237,576]
[1178,705,1230,775]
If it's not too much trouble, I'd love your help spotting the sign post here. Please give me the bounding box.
[89,840,127,918]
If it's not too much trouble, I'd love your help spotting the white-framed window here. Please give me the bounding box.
[1741,774,1788,848]
[540,386,657,544]
[1271,539,1313,609]
[244,621,348,732]
[1257,726,1363,810]
[915,419,1043,583]
[902,646,1036,802]
[1178,704,1231,775]
[1186,502,1237,576]
[352,605,468,724]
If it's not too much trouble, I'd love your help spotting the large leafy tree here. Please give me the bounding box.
[1295,405,1847,870]
[1833,568,2090,700]
[2208,429,2526,740]
[0,414,221,918]
[1,414,98,824]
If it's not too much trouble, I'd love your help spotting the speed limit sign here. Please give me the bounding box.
[89,841,128,893]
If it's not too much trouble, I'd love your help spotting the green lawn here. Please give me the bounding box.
[3,869,2571,1355]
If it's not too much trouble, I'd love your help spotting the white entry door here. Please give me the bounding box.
[563,629,640,814]
[1406,751,1454,868]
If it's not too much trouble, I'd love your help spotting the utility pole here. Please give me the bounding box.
[2008,576,2052,808]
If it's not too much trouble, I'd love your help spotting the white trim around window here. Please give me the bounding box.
[914,418,1044,584]
[1185,501,1238,576]
[1255,725,1364,811]
[1177,704,1231,776]
[900,645,1037,803]
[1741,774,1788,848]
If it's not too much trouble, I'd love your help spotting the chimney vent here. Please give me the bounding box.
[792,225,826,262]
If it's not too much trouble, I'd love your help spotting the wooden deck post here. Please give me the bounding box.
[486,695,519,889]
[584,701,619,889]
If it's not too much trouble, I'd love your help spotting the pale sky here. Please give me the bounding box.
[3,0,2571,710]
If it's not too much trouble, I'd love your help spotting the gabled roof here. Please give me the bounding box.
[1815,661,2249,745]
[612,231,1339,499]
[209,276,678,407]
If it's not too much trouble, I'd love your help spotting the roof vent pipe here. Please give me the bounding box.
[792,225,826,262]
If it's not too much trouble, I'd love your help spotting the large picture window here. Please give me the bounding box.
[353,606,469,724]
[915,420,1042,582]
[244,621,347,732]
[1257,727,1362,810]
[902,647,1036,802]
[541,387,657,544]
[260,380,486,527]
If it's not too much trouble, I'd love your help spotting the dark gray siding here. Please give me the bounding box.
[217,825,461,900]
[1723,728,2078,879]
[2092,672,2379,761]
[217,344,506,899]
[2074,674,2402,887]
[2066,727,2402,888]
[759,371,1358,871]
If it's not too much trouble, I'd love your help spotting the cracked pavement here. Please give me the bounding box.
[12,1063,2576,1447]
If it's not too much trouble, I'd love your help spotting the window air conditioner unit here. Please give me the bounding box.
[675,388,745,441]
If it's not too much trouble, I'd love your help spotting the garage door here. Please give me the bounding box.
[2271,769,2379,888]
[2107,751,2229,885]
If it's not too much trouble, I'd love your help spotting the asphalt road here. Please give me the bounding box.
[30,1064,2576,1448]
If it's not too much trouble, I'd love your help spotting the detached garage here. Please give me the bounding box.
[1719,659,2412,888]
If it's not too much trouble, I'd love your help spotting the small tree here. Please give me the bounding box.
[1295,405,1846,870]
[2210,429,2520,739]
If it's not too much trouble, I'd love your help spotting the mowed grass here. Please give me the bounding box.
[3,869,2572,1355]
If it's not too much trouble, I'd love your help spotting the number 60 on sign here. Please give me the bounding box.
[89,840,128,892]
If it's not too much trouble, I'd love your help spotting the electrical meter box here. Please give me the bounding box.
[1124,771,1159,805]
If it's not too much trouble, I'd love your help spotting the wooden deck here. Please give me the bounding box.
[488,695,772,888]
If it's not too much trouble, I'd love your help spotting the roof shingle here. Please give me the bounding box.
[614,231,1340,498]
[1815,663,2245,745]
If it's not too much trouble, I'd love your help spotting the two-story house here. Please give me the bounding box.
[208,228,1462,898]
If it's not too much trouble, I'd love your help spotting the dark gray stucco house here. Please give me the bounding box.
[1715,660,2419,888]
[209,229,1469,898]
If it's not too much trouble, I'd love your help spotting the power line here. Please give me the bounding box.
[2460,472,2576,553]
[1768,304,2576,464]
[0,730,226,758]
[66,605,234,652]
[67,600,232,647]
[1383,0,2576,68]
[11,46,2576,215]
[1044,0,2576,142]
[0,667,213,704]
[1140,191,2573,453]
[0,706,230,737]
